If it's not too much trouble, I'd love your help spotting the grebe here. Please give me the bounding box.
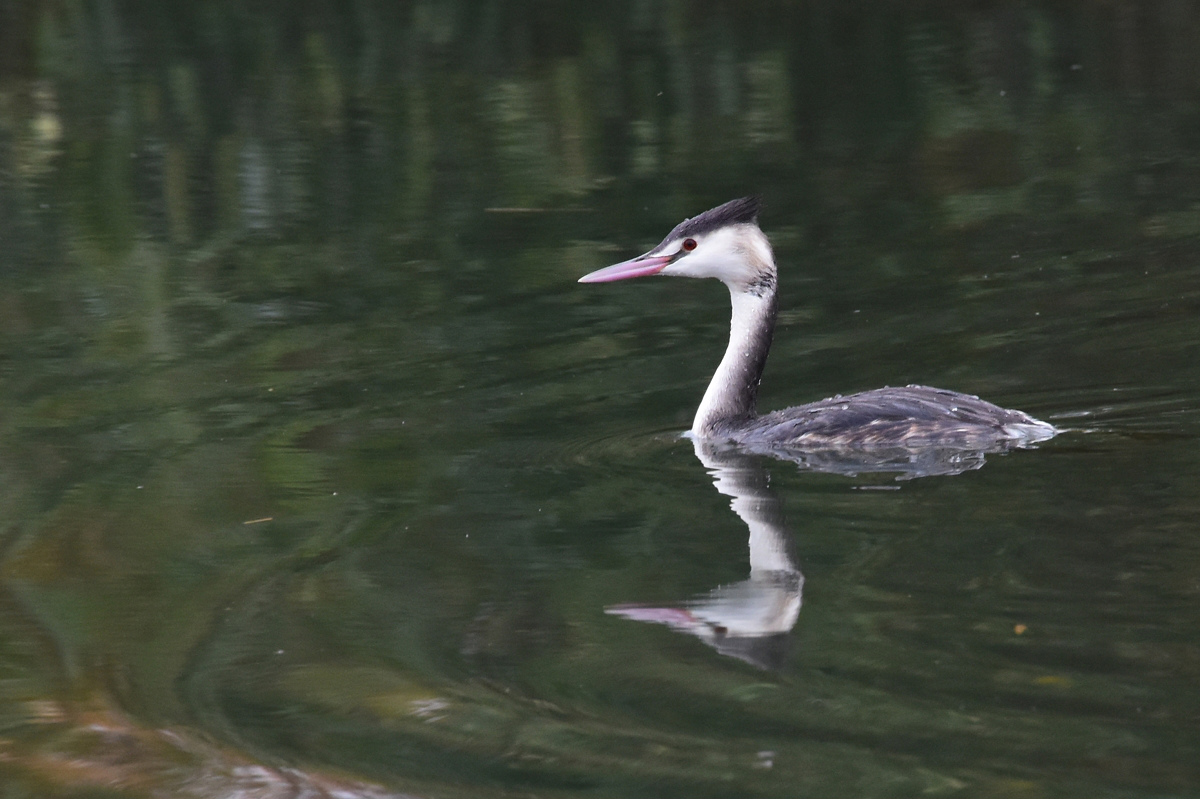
[579,197,1056,452]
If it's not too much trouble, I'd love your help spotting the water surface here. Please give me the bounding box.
[1,4,1200,797]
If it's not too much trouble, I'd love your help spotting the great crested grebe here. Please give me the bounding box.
[579,197,1057,451]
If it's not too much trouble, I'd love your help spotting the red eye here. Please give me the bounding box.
[682,238,697,251]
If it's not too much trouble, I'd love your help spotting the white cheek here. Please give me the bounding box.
[700,251,744,281]
[669,254,718,279]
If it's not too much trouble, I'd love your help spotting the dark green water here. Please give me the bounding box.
[2,3,1200,797]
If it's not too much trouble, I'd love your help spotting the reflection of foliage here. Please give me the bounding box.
[2,3,1198,251]
[0,693,404,798]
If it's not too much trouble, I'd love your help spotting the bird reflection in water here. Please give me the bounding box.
[605,430,1029,669]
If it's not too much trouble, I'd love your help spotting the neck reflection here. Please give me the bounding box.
[607,439,802,670]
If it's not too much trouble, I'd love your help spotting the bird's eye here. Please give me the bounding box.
[682,238,697,251]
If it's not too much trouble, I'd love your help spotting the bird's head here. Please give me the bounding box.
[579,196,775,295]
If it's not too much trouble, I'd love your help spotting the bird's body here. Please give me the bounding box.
[725,384,1053,450]
[579,197,1056,453]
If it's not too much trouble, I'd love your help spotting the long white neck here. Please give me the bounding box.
[691,286,777,438]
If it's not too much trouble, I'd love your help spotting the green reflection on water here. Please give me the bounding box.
[2,2,1200,797]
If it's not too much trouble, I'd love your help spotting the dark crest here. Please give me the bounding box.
[666,196,761,242]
